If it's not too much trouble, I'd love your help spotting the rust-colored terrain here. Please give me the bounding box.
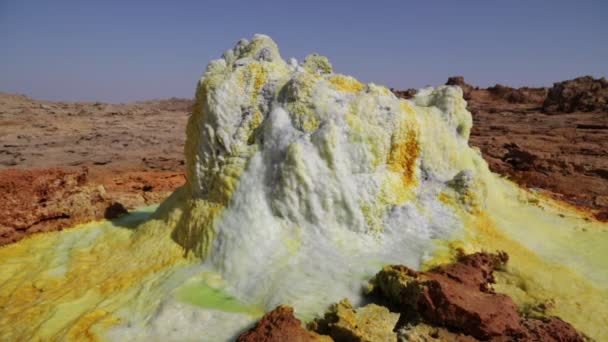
[0,167,184,245]
[466,77,608,219]
[0,93,188,245]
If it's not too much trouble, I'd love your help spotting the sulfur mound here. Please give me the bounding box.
[147,35,607,338]
[0,35,607,341]
[158,34,483,316]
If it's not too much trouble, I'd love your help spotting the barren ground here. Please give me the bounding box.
[466,88,608,216]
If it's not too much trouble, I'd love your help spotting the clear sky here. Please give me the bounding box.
[1,0,607,103]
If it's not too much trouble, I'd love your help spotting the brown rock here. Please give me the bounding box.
[595,210,608,222]
[501,143,538,171]
[543,76,608,113]
[237,306,332,342]
[371,252,584,341]
[0,167,185,245]
[104,202,129,219]
[439,79,606,216]
[0,168,105,245]
[0,92,189,173]
[446,76,474,99]
[393,88,417,99]
[487,84,547,104]
[397,323,478,342]
[520,316,585,342]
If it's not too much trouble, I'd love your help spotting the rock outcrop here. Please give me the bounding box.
[0,167,185,245]
[487,84,547,104]
[370,252,585,341]
[543,76,608,113]
[237,306,331,342]
[392,88,417,99]
[243,253,585,342]
[310,299,400,342]
[0,168,106,245]
[446,76,474,99]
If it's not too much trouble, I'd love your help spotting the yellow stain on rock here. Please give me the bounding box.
[437,191,454,207]
[386,101,420,204]
[239,62,268,104]
[387,130,419,190]
[329,75,365,93]
[170,198,224,258]
[67,309,119,342]
[399,101,416,116]
[353,100,421,233]
[284,72,321,132]
[344,110,388,168]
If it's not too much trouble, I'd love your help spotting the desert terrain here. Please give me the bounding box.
[0,95,189,244]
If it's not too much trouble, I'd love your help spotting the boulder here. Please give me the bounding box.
[237,306,331,342]
[310,299,399,342]
[543,76,608,113]
[370,252,584,341]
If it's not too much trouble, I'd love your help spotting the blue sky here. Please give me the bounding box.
[1,0,607,102]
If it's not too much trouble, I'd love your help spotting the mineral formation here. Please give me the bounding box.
[0,35,607,341]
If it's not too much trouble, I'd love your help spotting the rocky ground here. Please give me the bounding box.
[0,167,184,245]
[466,77,608,220]
[0,93,189,170]
[0,93,189,244]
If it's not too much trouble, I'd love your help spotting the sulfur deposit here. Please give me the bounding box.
[0,35,607,341]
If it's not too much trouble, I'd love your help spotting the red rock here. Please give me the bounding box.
[0,167,185,245]
[543,76,608,113]
[0,168,105,245]
[237,306,331,342]
[371,252,584,341]
[520,316,585,342]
